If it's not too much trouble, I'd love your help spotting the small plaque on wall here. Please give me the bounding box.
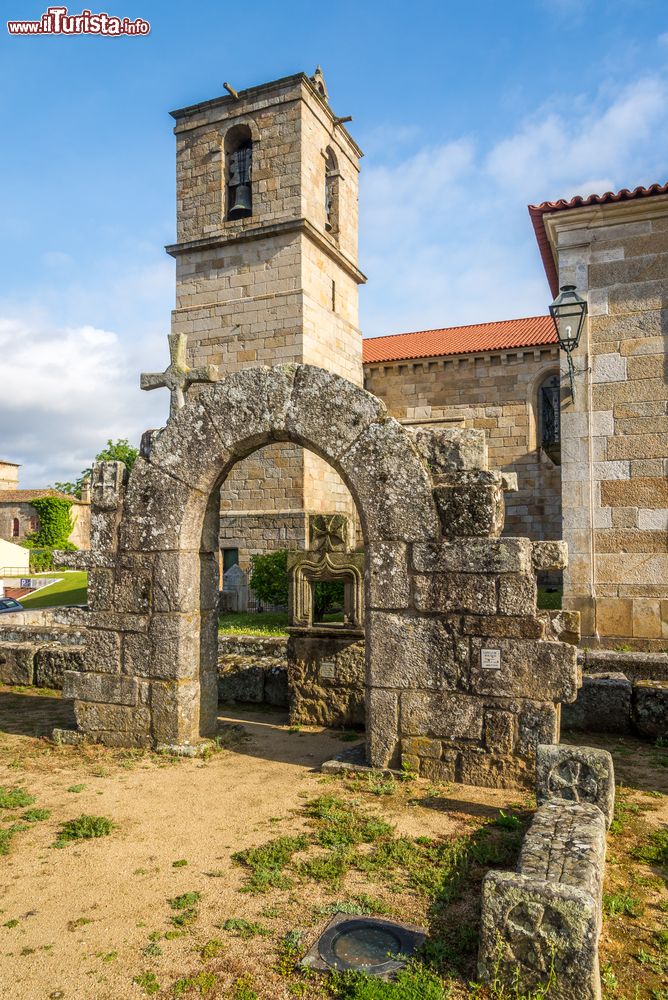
[320,660,336,680]
[481,648,501,670]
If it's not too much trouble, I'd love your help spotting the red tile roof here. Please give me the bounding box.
[362,315,556,364]
[0,489,77,503]
[529,182,668,296]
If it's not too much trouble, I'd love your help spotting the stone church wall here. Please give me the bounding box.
[364,346,562,542]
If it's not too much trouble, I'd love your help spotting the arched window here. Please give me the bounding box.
[11,517,19,537]
[538,373,561,464]
[325,147,339,235]
[224,124,253,221]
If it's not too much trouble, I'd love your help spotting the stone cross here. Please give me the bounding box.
[140,333,219,420]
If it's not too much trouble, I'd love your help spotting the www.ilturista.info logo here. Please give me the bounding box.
[7,6,150,35]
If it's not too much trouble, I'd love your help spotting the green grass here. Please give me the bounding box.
[536,586,562,610]
[232,835,309,893]
[53,814,114,847]
[0,787,35,809]
[221,918,270,939]
[328,964,448,1000]
[218,610,344,636]
[603,890,644,918]
[20,571,88,608]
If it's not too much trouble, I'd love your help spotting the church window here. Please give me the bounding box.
[225,125,253,221]
[12,517,19,537]
[538,373,561,463]
[325,147,339,234]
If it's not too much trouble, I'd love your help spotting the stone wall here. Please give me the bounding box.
[364,345,562,542]
[217,635,288,706]
[542,194,668,647]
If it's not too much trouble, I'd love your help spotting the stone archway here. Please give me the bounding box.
[60,363,578,784]
[66,365,440,764]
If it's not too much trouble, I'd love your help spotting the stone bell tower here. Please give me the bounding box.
[165,70,366,570]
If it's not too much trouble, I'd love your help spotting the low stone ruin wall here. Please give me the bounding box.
[217,635,288,707]
[0,616,86,690]
[479,743,614,1000]
[563,649,668,738]
[287,627,365,728]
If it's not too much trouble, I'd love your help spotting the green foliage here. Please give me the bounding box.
[316,894,390,917]
[21,808,50,822]
[27,547,54,572]
[173,970,217,996]
[54,438,138,499]
[221,918,270,939]
[313,579,345,619]
[133,971,161,995]
[230,976,259,1000]
[200,938,225,959]
[232,835,308,893]
[276,930,303,976]
[328,963,448,1000]
[53,814,114,846]
[603,890,644,918]
[23,497,75,550]
[0,786,35,809]
[249,549,289,607]
[632,829,668,868]
[493,811,522,831]
[0,825,24,856]
[306,795,394,848]
[218,611,289,637]
[168,890,201,928]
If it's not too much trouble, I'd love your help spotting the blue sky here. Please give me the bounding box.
[1,0,667,485]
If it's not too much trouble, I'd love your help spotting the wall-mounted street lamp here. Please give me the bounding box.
[549,284,588,399]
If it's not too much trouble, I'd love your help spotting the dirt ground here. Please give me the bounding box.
[0,687,666,1000]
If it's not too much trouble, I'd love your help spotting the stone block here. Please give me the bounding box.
[264,666,289,707]
[632,680,668,739]
[478,870,601,1000]
[64,671,138,706]
[516,702,559,755]
[519,800,607,904]
[150,679,201,746]
[0,642,35,685]
[468,638,578,703]
[484,709,515,754]
[459,615,544,639]
[532,541,568,572]
[146,613,202,681]
[536,744,615,828]
[152,550,202,613]
[412,538,532,575]
[409,426,488,473]
[561,673,632,734]
[85,627,122,674]
[401,736,442,758]
[498,575,537,615]
[218,666,265,705]
[34,644,85,689]
[74,700,150,735]
[420,754,457,783]
[413,573,497,614]
[367,688,399,768]
[366,541,410,610]
[434,481,504,538]
[459,749,531,789]
[537,611,581,646]
[367,611,462,690]
[400,690,484,741]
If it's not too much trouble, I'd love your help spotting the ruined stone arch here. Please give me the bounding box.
[73,364,440,762]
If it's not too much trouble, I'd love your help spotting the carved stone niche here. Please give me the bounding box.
[287,549,364,629]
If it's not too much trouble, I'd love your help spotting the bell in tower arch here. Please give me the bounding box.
[228,183,252,220]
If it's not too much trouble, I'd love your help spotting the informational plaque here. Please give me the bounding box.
[480,648,501,670]
[320,660,336,680]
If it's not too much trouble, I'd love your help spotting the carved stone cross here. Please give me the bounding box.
[140,333,219,419]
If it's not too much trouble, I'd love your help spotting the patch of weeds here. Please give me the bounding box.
[96,950,118,962]
[230,975,259,1000]
[603,890,644,918]
[276,929,303,976]
[66,784,86,794]
[348,771,397,797]
[21,808,50,822]
[232,835,308,893]
[172,970,217,996]
[260,904,280,918]
[67,917,92,931]
[306,795,393,848]
[200,938,225,960]
[0,787,35,809]
[299,847,353,887]
[133,970,161,995]
[168,891,201,928]
[609,797,641,836]
[316,893,390,917]
[328,961,448,999]
[493,810,522,831]
[288,726,302,735]
[655,928,668,954]
[3,919,19,928]
[20,946,36,956]
[172,859,188,868]
[0,825,22,856]
[53,814,113,847]
[632,829,668,868]
[164,929,184,940]
[203,869,225,878]
[143,942,162,957]
[221,918,270,939]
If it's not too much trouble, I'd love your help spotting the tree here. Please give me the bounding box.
[249,550,289,608]
[54,438,139,498]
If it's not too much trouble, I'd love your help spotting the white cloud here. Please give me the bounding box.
[360,73,668,338]
[0,310,166,488]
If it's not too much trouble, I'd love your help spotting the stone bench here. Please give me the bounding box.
[478,744,614,1000]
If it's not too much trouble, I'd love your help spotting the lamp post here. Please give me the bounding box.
[549,284,587,399]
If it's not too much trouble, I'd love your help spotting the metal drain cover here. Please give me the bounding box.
[301,913,426,978]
